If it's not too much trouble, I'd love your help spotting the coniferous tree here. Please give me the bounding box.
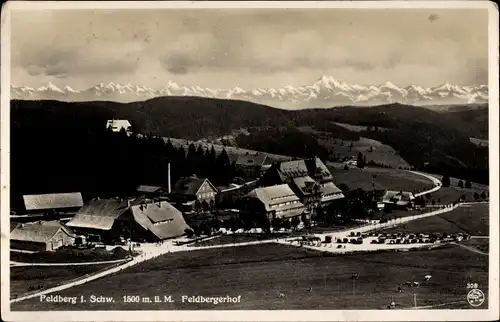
[458,180,464,188]
[357,152,365,168]
[465,180,472,189]
[442,175,451,187]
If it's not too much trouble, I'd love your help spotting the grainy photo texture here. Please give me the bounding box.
[1,1,499,321]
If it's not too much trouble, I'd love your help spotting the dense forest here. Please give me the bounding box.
[10,111,239,210]
[10,98,490,200]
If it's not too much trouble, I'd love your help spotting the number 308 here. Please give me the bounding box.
[467,283,479,289]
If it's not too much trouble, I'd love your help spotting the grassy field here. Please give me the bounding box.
[10,264,116,299]
[439,204,489,236]
[167,137,290,163]
[425,187,488,205]
[383,204,489,237]
[11,243,488,311]
[296,125,409,168]
[332,122,389,133]
[328,165,434,193]
[421,173,489,192]
[10,247,131,264]
[460,238,489,254]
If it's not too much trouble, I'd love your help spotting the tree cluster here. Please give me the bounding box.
[10,117,238,209]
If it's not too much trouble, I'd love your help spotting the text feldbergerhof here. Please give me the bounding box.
[181,295,242,305]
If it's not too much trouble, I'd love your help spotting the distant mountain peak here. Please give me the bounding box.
[10,77,488,110]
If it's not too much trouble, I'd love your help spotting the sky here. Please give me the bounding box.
[10,8,489,89]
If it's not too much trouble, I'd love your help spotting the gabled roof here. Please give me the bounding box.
[106,119,131,132]
[321,182,345,202]
[130,200,191,240]
[137,185,165,193]
[247,184,304,212]
[23,192,84,211]
[277,160,310,179]
[305,158,334,182]
[172,176,218,196]
[10,221,75,244]
[321,181,343,195]
[67,199,129,231]
[235,154,269,167]
[292,176,319,196]
[382,191,415,205]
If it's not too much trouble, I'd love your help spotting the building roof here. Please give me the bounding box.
[305,157,334,182]
[321,181,343,196]
[235,154,269,167]
[67,199,129,231]
[23,192,84,211]
[247,184,304,212]
[130,200,191,240]
[382,191,415,205]
[172,176,217,196]
[292,176,319,196]
[277,160,310,179]
[10,221,75,244]
[137,185,164,193]
[106,119,132,132]
[269,157,333,183]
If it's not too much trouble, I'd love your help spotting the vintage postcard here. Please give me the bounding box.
[1,1,499,321]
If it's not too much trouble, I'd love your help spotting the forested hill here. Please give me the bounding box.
[11,98,489,185]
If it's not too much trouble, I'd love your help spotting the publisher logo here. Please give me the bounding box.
[467,289,485,307]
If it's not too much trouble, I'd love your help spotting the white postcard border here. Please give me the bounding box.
[1,1,498,321]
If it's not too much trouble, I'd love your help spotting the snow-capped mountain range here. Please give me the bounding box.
[11,76,488,109]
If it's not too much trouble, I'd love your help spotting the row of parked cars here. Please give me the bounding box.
[370,231,470,245]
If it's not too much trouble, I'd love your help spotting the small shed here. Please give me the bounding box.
[10,221,76,252]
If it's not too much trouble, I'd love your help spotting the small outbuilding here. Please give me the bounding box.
[10,221,76,252]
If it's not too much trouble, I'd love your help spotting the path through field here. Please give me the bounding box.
[452,243,489,256]
[10,258,131,267]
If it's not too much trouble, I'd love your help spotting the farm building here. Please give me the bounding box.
[67,197,190,243]
[382,190,416,208]
[21,192,84,216]
[258,157,344,209]
[106,119,132,134]
[10,221,76,252]
[242,184,306,220]
[234,154,272,179]
[170,175,218,212]
[136,185,169,198]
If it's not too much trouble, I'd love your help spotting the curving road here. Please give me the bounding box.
[410,170,442,197]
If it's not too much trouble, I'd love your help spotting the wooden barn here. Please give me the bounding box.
[10,221,76,252]
[66,197,190,243]
[22,192,84,214]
